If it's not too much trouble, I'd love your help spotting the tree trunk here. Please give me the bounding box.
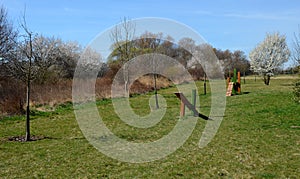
[25,32,33,142]
[264,74,270,85]
[25,82,30,141]
[152,53,159,109]
[153,73,159,109]
[123,64,129,95]
[203,73,207,95]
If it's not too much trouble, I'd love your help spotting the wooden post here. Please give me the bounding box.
[237,71,241,93]
[174,93,210,120]
[180,100,185,117]
[191,89,196,116]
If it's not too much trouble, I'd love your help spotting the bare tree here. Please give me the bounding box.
[30,35,61,84]
[110,17,136,94]
[139,32,164,109]
[179,38,207,93]
[292,26,300,67]
[5,12,64,141]
[0,5,18,74]
[190,44,217,94]
[19,13,34,141]
[232,50,250,84]
[178,37,196,68]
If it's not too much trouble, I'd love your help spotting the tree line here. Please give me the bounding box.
[0,7,252,86]
[0,9,81,84]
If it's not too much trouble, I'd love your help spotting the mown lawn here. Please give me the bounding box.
[0,76,299,178]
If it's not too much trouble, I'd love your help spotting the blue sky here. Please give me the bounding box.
[1,0,300,67]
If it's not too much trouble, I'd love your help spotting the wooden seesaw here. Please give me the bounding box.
[174,92,211,120]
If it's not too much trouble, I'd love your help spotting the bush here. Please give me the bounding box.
[293,77,300,104]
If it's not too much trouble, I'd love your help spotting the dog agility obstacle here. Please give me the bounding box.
[174,92,210,120]
[226,68,241,96]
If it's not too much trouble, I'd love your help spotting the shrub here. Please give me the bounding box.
[293,76,300,104]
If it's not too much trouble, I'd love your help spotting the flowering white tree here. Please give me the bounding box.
[78,47,103,78]
[249,32,290,85]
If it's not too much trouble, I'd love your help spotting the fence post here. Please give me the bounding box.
[238,71,241,93]
[191,89,196,116]
[180,100,185,117]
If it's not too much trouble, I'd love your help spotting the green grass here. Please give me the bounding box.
[1,77,299,178]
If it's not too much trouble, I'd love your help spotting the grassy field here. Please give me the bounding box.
[0,76,299,178]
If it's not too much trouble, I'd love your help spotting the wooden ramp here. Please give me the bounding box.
[226,82,234,96]
[174,93,210,120]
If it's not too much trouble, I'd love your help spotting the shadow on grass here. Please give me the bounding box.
[3,135,86,142]
[4,135,59,142]
[230,92,250,96]
[242,92,250,94]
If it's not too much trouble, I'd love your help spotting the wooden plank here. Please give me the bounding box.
[226,82,234,96]
[174,93,210,120]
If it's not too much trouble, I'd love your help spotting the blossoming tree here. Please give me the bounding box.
[249,33,290,85]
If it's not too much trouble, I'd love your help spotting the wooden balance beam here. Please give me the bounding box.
[174,92,210,120]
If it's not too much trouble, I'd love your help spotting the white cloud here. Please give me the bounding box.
[223,11,299,21]
[189,8,300,22]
